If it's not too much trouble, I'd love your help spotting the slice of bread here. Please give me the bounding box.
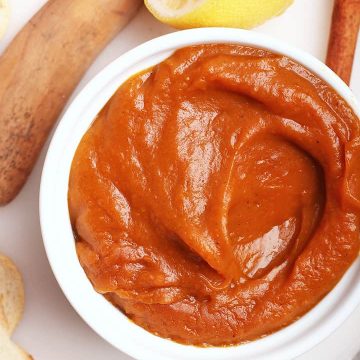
[0,254,25,335]
[0,326,32,360]
[0,301,8,331]
[0,0,10,39]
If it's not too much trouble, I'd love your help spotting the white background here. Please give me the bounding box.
[0,1,360,359]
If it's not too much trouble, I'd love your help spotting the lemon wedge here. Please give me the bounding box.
[145,0,293,29]
[0,0,9,39]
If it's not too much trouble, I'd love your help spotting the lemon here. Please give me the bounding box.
[0,0,10,39]
[145,0,293,29]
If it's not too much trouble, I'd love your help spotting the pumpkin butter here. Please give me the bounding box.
[68,44,360,346]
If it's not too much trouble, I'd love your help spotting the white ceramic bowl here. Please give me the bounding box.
[40,28,360,360]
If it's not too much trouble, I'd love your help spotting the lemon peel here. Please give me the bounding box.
[145,0,293,29]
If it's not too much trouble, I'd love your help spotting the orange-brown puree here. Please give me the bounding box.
[69,44,360,346]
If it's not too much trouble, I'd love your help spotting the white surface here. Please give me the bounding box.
[0,1,360,359]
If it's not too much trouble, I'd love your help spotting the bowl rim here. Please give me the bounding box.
[40,27,360,360]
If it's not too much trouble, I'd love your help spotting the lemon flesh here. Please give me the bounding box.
[145,0,293,29]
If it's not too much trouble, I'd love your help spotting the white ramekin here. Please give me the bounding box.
[40,28,360,360]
